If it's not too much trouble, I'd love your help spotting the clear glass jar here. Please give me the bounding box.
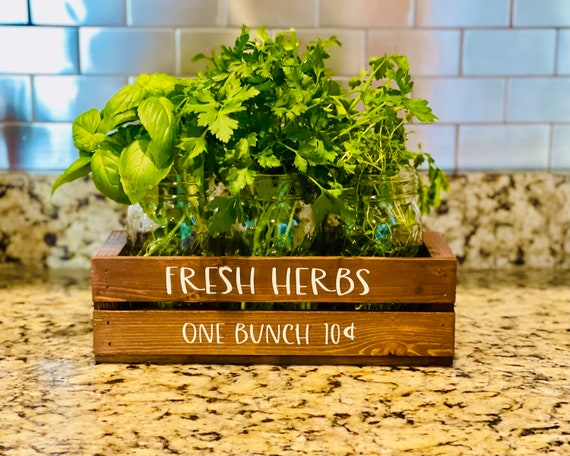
[126,177,204,256]
[325,168,423,257]
[238,174,317,256]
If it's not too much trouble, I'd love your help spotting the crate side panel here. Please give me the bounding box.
[93,309,455,358]
[92,256,456,303]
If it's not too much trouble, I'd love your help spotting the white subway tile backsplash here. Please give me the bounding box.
[30,0,125,26]
[0,2,568,172]
[80,28,175,75]
[33,76,127,122]
[416,0,510,27]
[413,77,505,123]
[0,27,78,74]
[368,30,461,76]
[128,0,222,27]
[178,29,243,75]
[551,125,570,169]
[463,30,556,76]
[406,124,457,171]
[513,0,570,27]
[320,0,413,28]
[228,0,316,28]
[0,123,75,171]
[0,146,7,169]
[295,29,365,77]
[0,0,29,24]
[559,30,570,75]
[458,125,550,170]
[508,78,570,122]
[0,76,32,122]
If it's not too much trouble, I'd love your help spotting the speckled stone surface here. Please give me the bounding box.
[1,171,569,269]
[0,266,568,455]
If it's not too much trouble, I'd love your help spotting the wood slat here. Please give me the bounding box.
[93,309,454,362]
[91,231,457,304]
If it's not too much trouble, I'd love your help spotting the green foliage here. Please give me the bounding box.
[52,26,448,257]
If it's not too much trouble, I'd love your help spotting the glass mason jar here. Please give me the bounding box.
[325,168,424,257]
[126,177,204,256]
[238,174,317,256]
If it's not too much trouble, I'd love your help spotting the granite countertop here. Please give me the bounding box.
[0,266,569,455]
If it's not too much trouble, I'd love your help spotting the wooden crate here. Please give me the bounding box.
[92,231,457,366]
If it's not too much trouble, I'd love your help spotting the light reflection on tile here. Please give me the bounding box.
[0,145,8,169]
[228,0,316,27]
[128,0,221,26]
[463,30,556,75]
[33,76,127,122]
[0,76,33,121]
[458,125,549,170]
[29,0,125,26]
[178,29,242,75]
[1,124,76,171]
[0,0,29,24]
[80,27,175,74]
[413,78,505,123]
[320,0,413,27]
[416,0,509,27]
[0,27,78,74]
[367,30,461,76]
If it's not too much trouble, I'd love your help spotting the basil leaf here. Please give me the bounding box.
[135,73,178,97]
[100,83,146,132]
[91,148,130,205]
[119,139,172,204]
[51,155,92,195]
[138,96,176,168]
[72,109,106,152]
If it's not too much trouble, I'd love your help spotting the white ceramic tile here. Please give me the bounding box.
[178,29,242,75]
[551,125,570,169]
[0,123,76,171]
[33,76,127,122]
[458,125,550,170]
[295,29,364,77]
[0,76,32,121]
[416,0,510,27]
[0,145,7,168]
[0,0,29,24]
[508,78,570,122]
[0,27,78,74]
[368,30,461,76]
[228,0,316,27]
[320,0,413,27]
[128,0,221,26]
[405,124,456,171]
[514,0,570,26]
[558,30,570,75]
[463,30,556,75]
[413,77,505,123]
[79,27,175,75]
[29,0,125,26]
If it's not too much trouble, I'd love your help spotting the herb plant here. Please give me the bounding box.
[52,26,448,257]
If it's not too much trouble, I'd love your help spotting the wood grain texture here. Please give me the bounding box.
[91,231,456,365]
[91,231,457,304]
[93,309,454,361]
